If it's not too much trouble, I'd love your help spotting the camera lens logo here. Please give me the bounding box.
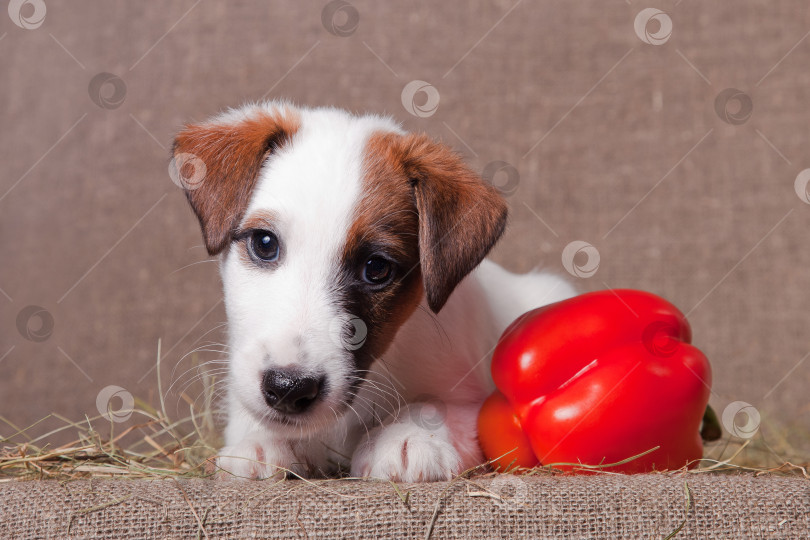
[488,475,529,508]
[721,401,760,439]
[561,241,600,278]
[88,73,127,110]
[8,0,46,30]
[401,80,440,118]
[642,320,680,357]
[321,0,359,37]
[714,88,753,125]
[482,161,520,196]
[330,315,367,351]
[409,395,447,431]
[96,385,135,423]
[794,169,810,204]
[16,305,54,343]
[169,152,207,191]
[634,8,672,46]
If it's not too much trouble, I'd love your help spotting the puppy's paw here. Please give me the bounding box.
[350,422,461,482]
[216,438,292,481]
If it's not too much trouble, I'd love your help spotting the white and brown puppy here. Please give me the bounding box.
[172,102,576,482]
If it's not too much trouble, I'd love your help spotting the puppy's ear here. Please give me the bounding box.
[401,134,508,313]
[171,106,300,255]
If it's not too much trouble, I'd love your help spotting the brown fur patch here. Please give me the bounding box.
[172,107,300,255]
[339,130,507,371]
[340,132,423,367]
[238,210,279,235]
[353,131,508,312]
[399,133,508,312]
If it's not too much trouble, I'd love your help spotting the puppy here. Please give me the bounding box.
[172,102,576,482]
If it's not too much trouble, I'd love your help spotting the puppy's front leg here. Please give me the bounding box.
[217,431,300,480]
[217,405,302,480]
[350,402,482,482]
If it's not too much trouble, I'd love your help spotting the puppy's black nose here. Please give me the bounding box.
[262,369,323,415]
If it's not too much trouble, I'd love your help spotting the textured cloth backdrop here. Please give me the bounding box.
[1,475,809,539]
[1,2,809,461]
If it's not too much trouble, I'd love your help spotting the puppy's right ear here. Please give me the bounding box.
[171,106,300,255]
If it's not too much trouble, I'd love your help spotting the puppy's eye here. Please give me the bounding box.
[249,230,280,262]
[363,257,394,285]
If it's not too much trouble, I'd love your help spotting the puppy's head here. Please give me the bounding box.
[172,103,507,435]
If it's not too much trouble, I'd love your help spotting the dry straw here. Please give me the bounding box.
[1,343,807,483]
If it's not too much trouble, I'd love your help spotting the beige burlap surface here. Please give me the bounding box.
[1,474,807,539]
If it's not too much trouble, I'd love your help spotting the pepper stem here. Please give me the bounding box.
[700,405,722,441]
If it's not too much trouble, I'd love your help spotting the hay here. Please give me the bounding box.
[0,341,220,482]
[0,396,219,482]
[1,342,807,483]
[4,412,806,483]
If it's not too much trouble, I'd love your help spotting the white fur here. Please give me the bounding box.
[213,103,577,482]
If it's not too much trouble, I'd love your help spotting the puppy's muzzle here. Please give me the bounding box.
[262,368,325,415]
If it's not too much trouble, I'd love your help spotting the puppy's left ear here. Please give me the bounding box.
[402,134,508,313]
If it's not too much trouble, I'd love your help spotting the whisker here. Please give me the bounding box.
[347,391,392,426]
[347,382,400,417]
[416,304,451,346]
[340,399,370,438]
[169,258,219,276]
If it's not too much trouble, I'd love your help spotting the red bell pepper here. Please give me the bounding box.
[478,289,711,473]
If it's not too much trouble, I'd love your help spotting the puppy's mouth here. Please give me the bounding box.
[257,397,334,433]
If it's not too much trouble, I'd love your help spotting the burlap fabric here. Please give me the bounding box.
[1,474,808,539]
